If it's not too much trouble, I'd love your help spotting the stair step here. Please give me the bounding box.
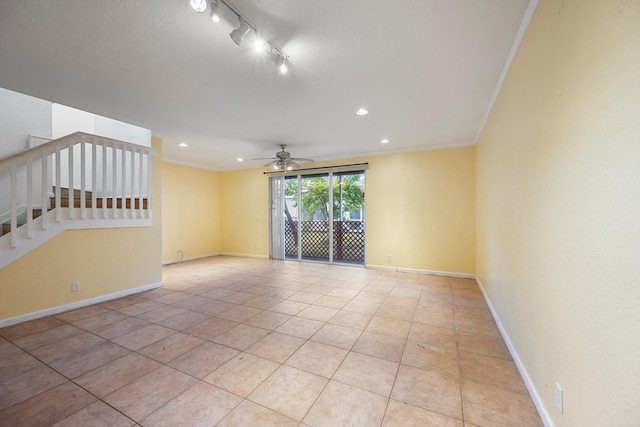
[50,197,148,209]
[53,186,93,199]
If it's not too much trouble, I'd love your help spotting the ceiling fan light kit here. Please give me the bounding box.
[190,0,289,74]
[253,145,314,171]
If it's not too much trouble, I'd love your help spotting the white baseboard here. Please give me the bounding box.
[366,263,475,279]
[0,281,163,328]
[219,252,269,259]
[475,277,553,427]
[162,252,221,265]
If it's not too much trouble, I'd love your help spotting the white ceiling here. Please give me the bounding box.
[0,0,533,171]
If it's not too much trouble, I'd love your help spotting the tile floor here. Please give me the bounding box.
[0,256,544,426]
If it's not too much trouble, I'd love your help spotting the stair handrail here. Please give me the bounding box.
[0,131,156,254]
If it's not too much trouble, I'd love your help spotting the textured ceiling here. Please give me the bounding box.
[0,0,533,170]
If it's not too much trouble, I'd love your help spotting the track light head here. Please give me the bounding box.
[230,19,251,46]
[210,0,221,22]
[190,0,207,13]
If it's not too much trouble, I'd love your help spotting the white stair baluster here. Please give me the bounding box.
[41,149,48,230]
[26,155,33,238]
[10,162,18,248]
[68,140,74,219]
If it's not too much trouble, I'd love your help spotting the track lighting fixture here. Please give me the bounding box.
[189,0,290,73]
[190,0,207,13]
[210,0,221,22]
[230,19,251,45]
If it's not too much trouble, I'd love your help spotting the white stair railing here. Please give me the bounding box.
[0,132,156,268]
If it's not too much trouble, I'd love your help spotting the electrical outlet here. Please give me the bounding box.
[72,281,80,292]
[555,382,563,413]
[387,254,392,261]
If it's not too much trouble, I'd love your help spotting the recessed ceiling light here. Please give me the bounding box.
[356,108,368,116]
[381,138,390,144]
[237,158,243,162]
[178,142,188,147]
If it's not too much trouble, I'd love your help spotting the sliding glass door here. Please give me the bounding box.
[270,169,365,265]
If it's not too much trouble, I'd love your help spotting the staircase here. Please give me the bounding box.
[0,132,156,269]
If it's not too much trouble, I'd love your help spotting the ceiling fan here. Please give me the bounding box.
[253,145,314,170]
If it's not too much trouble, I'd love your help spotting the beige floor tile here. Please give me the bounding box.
[51,401,135,427]
[103,365,197,421]
[141,381,241,426]
[135,305,187,323]
[54,305,109,323]
[0,316,66,340]
[313,295,351,309]
[248,365,328,421]
[458,351,527,395]
[268,300,309,315]
[153,292,192,305]
[49,341,130,378]
[246,332,306,363]
[30,332,106,364]
[285,341,348,378]
[391,365,462,420]
[298,304,339,321]
[204,353,279,397]
[113,324,175,351]
[73,310,130,331]
[403,339,458,375]
[303,380,388,427]
[0,381,96,427]
[455,315,501,338]
[192,300,237,316]
[118,300,165,316]
[328,310,373,329]
[99,296,146,310]
[244,295,283,310]
[413,307,456,329]
[171,295,212,310]
[304,284,335,295]
[353,291,387,304]
[183,317,238,341]
[92,317,151,340]
[217,305,263,322]
[408,323,457,351]
[287,291,323,304]
[376,304,415,322]
[0,363,66,411]
[327,288,359,299]
[157,311,209,331]
[366,316,411,339]
[138,332,204,364]
[452,295,487,309]
[461,380,543,427]
[244,311,292,330]
[216,400,298,427]
[212,324,270,351]
[343,299,382,316]
[453,304,493,321]
[13,324,84,351]
[352,331,406,362]
[197,287,235,300]
[168,342,240,378]
[310,323,362,349]
[333,351,398,396]
[275,317,325,339]
[74,353,162,398]
[382,399,463,427]
[220,291,259,304]
[456,330,511,360]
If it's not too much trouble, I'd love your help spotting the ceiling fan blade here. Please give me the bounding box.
[288,160,301,169]
[252,157,277,161]
[289,157,314,163]
[263,160,278,167]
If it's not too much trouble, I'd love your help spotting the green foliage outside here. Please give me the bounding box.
[284,174,364,220]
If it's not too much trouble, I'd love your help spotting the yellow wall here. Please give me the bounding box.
[219,168,270,257]
[0,137,163,321]
[366,147,475,273]
[216,146,476,274]
[475,1,640,426]
[162,162,221,262]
